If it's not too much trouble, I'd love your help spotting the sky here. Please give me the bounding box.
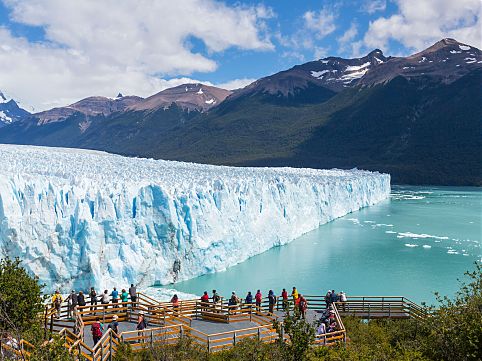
[0,0,480,111]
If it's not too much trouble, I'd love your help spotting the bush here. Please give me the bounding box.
[0,257,45,334]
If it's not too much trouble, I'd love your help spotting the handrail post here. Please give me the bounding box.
[257,328,261,340]
[233,331,236,346]
[150,329,154,348]
[207,336,210,353]
[109,333,113,361]
[368,304,371,320]
[389,303,391,317]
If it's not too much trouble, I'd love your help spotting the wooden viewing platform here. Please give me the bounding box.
[1,293,427,360]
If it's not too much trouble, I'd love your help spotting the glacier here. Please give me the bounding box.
[0,144,390,291]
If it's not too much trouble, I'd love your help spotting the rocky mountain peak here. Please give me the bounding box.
[128,83,232,112]
[0,90,30,126]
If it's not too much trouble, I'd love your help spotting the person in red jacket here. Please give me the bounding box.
[200,291,209,311]
[255,290,262,313]
[299,294,308,319]
[280,288,288,311]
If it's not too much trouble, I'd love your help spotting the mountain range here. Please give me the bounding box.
[1,38,481,185]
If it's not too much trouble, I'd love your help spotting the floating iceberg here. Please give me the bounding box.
[0,144,390,291]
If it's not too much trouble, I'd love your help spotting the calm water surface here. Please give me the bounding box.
[159,186,481,304]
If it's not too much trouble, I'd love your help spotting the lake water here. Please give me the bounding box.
[155,186,481,305]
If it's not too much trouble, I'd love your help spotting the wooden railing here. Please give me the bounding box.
[2,293,428,360]
[334,296,429,320]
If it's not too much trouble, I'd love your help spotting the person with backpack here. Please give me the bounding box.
[212,290,221,312]
[111,288,119,308]
[136,311,147,341]
[52,290,63,319]
[67,290,78,319]
[108,315,119,334]
[281,289,288,311]
[255,290,262,313]
[91,317,103,345]
[268,290,277,315]
[299,294,308,319]
[89,287,97,310]
[78,291,86,307]
[228,292,240,313]
[129,284,137,306]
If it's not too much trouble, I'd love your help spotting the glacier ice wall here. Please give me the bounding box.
[0,144,390,291]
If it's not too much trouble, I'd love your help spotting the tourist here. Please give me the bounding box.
[52,290,63,319]
[255,290,262,312]
[78,291,86,307]
[330,289,338,305]
[129,284,137,306]
[340,291,347,311]
[316,321,326,335]
[280,288,288,311]
[291,287,299,310]
[136,311,148,341]
[111,287,119,308]
[89,287,98,309]
[228,291,239,313]
[171,294,180,316]
[245,291,253,304]
[200,291,209,311]
[121,289,129,304]
[299,294,308,319]
[67,290,78,319]
[108,315,119,334]
[101,290,109,306]
[325,290,331,308]
[212,290,221,312]
[327,319,337,333]
[268,290,277,315]
[91,317,103,345]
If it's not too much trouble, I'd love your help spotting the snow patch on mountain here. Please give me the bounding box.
[0,144,390,291]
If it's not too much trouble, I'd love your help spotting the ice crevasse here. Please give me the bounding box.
[0,144,390,291]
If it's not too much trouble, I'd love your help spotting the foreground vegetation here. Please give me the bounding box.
[0,258,480,360]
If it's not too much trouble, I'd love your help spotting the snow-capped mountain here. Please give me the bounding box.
[0,91,30,126]
[360,38,482,85]
[0,144,390,290]
[34,93,143,125]
[128,83,232,112]
[231,49,388,99]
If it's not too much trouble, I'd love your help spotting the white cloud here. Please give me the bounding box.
[215,78,256,90]
[337,22,360,57]
[361,0,387,14]
[0,0,274,110]
[338,22,358,45]
[363,0,482,52]
[303,8,337,38]
[276,7,337,61]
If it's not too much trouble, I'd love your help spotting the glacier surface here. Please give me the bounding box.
[0,144,390,291]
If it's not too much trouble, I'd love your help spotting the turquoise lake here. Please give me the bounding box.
[158,186,481,305]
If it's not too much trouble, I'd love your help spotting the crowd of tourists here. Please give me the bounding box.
[184,287,347,336]
[50,285,347,345]
[51,284,138,319]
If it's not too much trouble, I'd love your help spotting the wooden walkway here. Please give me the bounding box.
[2,293,427,360]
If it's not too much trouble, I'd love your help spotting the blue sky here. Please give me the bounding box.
[0,0,480,110]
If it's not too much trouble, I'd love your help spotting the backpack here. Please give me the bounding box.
[213,294,220,303]
[92,323,102,337]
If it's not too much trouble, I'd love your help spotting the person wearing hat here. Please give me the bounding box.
[136,311,148,341]
[340,291,347,312]
[108,315,119,334]
[52,290,63,319]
